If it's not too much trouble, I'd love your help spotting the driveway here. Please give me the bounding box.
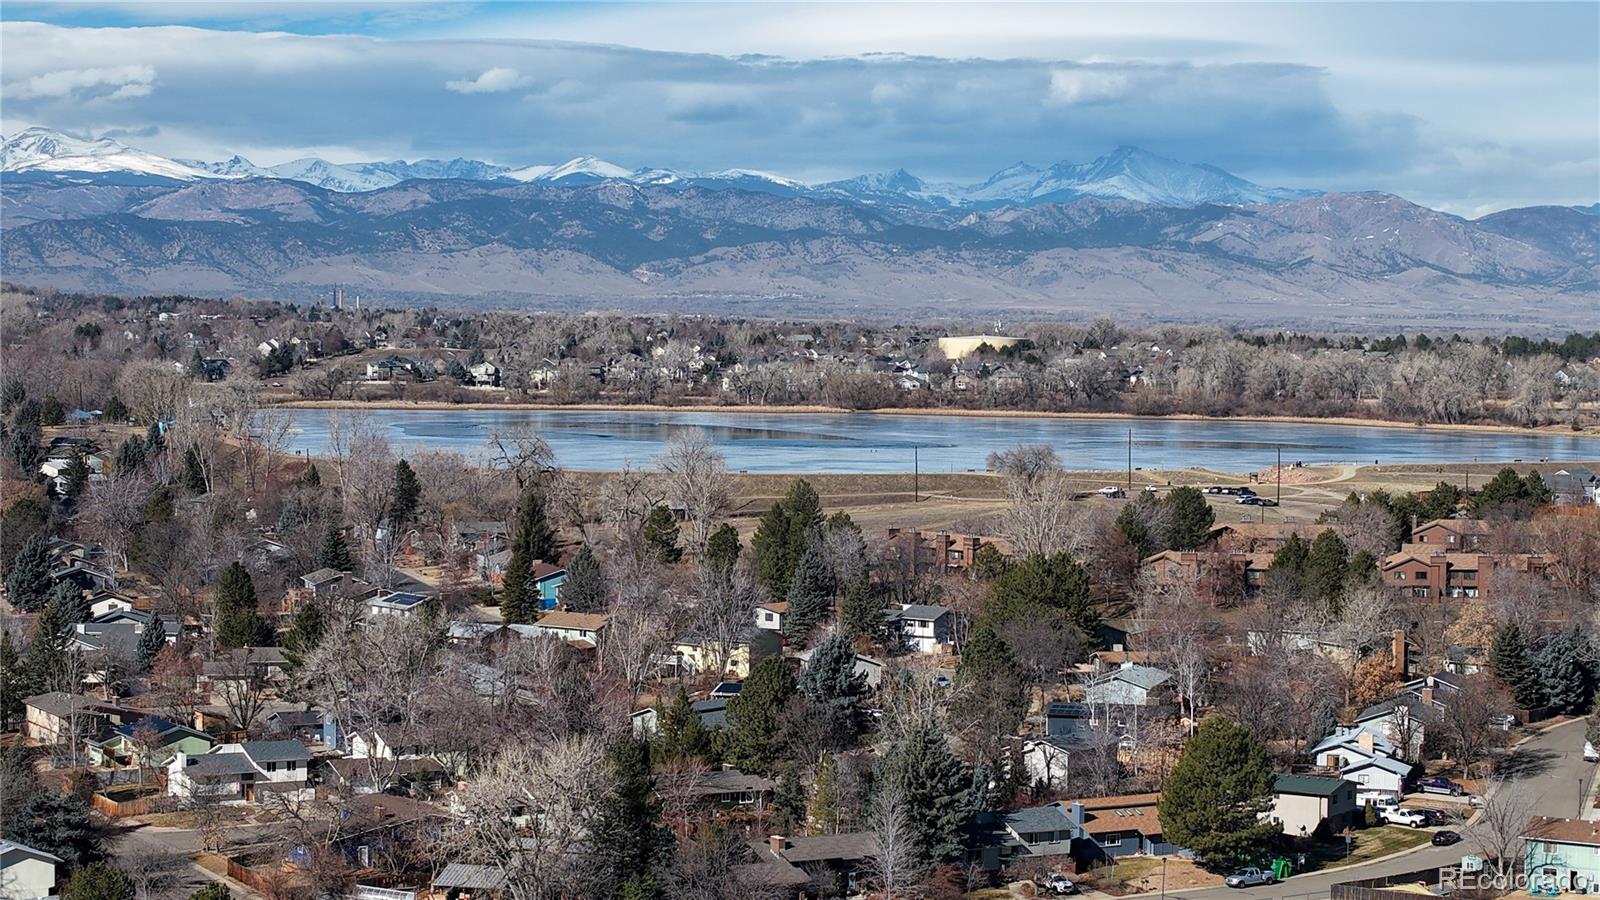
[1167,719,1593,900]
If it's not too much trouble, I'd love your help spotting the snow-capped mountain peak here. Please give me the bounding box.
[536,156,634,182]
[2,127,215,181]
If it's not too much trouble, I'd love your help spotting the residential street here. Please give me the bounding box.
[1172,719,1594,900]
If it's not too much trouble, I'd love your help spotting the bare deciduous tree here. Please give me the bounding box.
[865,780,917,899]
[655,429,731,557]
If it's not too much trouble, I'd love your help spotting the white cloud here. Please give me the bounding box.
[8,64,155,100]
[1048,69,1133,105]
[445,67,530,94]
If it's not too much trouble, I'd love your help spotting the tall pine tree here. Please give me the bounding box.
[1491,623,1543,709]
[879,721,970,867]
[5,534,52,612]
[751,479,823,598]
[561,544,606,612]
[724,655,796,773]
[587,738,668,900]
[642,506,682,564]
[317,524,353,571]
[214,562,272,649]
[390,460,421,527]
[704,524,741,574]
[1157,717,1279,863]
[134,620,167,673]
[783,544,834,644]
[500,483,557,624]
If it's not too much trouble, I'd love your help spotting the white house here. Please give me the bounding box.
[527,611,608,646]
[754,601,788,632]
[1,840,61,900]
[1021,736,1080,792]
[166,740,312,804]
[468,362,501,387]
[348,726,430,761]
[1311,728,1413,799]
[886,604,953,654]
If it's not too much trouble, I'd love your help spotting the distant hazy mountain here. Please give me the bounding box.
[4,170,1594,328]
[2,127,1311,209]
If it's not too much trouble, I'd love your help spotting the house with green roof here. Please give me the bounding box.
[1270,773,1358,838]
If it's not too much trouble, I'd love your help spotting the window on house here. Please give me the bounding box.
[1395,572,1405,580]
[287,761,298,771]
[264,762,277,772]
[1101,836,1123,848]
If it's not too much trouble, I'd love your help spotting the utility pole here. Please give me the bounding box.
[1126,428,1133,495]
[1277,445,1282,508]
[913,446,919,504]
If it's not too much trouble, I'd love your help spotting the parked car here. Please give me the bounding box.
[1256,498,1279,507]
[1585,741,1599,762]
[1417,777,1465,796]
[1358,790,1399,809]
[1044,874,1077,895]
[1432,830,1462,846]
[1380,808,1429,827]
[1238,496,1263,505]
[1225,868,1277,888]
[1418,808,1454,826]
[1467,794,1485,809]
[1205,486,1225,494]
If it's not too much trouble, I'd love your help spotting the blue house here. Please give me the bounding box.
[478,555,567,609]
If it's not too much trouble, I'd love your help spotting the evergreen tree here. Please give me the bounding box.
[6,790,103,868]
[751,479,823,597]
[771,764,807,835]
[134,620,167,673]
[1536,627,1597,715]
[281,602,325,670]
[1163,486,1216,551]
[704,523,741,573]
[969,543,1008,581]
[62,862,134,900]
[783,544,834,644]
[113,437,146,476]
[500,483,557,624]
[61,453,91,499]
[0,631,23,730]
[1523,471,1553,506]
[180,447,207,493]
[587,738,668,900]
[7,418,42,473]
[5,534,53,612]
[984,552,1098,635]
[956,625,1016,684]
[48,583,90,626]
[23,595,73,694]
[390,460,421,527]
[297,462,322,488]
[101,396,128,423]
[562,544,607,612]
[1491,624,1543,709]
[2,496,50,572]
[653,687,712,763]
[1304,530,1350,607]
[724,655,796,773]
[879,721,970,867]
[1418,482,1463,520]
[317,525,353,571]
[642,506,682,564]
[189,885,231,900]
[799,633,868,711]
[1265,533,1310,601]
[839,576,884,643]
[214,562,272,649]
[1157,717,1279,863]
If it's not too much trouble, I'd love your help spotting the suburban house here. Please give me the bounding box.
[668,627,783,679]
[1020,735,1080,792]
[882,529,1005,576]
[1548,468,1600,506]
[885,603,954,654]
[1524,817,1600,893]
[200,646,290,686]
[1270,774,1359,838]
[166,740,313,804]
[1139,549,1271,600]
[1,839,62,900]
[324,755,450,795]
[1311,729,1414,798]
[366,590,433,618]
[657,768,776,811]
[528,611,608,647]
[469,361,502,387]
[1410,518,1490,550]
[1046,702,1093,737]
[631,699,728,738]
[794,646,886,689]
[754,600,788,632]
[1205,522,1327,554]
[1350,671,1465,755]
[86,716,215,769]
[264,708,339,746]
[22,693,131,745]
[1380,550,1558,600]
[1072,794,1183,859]
[348,726,432,761]
[1082,663,1172,707]
[742,833,879,894]
[475,556,566,608]
[997,803,1079,860]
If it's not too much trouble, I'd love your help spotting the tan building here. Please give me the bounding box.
[1410,518,1490,551]
[1380,550,1557,600]
[936,334,1022,358]
[883,528,1007,577]
[1270,774,1358,837]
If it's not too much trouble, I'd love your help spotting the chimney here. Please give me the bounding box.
[1070,801,1085,826]
[1391,630,1408,678]
[768,835,788,855]
[1357,731,1375,753]
[1421,686,1435,706]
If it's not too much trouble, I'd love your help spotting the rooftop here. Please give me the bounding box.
[1274,773,1351,797]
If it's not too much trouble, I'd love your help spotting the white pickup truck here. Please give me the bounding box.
[1379,807,1429,828]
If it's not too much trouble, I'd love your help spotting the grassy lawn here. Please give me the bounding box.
[1298,826,1434,872]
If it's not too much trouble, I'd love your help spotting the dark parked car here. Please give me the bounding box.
[1417,776,1465,796]
[1432,830,1462,846]
[1418,808,1454,826]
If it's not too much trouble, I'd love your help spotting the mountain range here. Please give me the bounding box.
[2,127,1595,328]
[2,127,1311,208]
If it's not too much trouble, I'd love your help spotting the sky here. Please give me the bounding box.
[2,1,1596,215]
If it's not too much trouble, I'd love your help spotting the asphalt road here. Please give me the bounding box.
[1176,719,1594,900]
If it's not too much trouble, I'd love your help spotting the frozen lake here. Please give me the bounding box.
[277,408,1596,474]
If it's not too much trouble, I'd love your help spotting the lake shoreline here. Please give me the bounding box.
[273,399,1596,439]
